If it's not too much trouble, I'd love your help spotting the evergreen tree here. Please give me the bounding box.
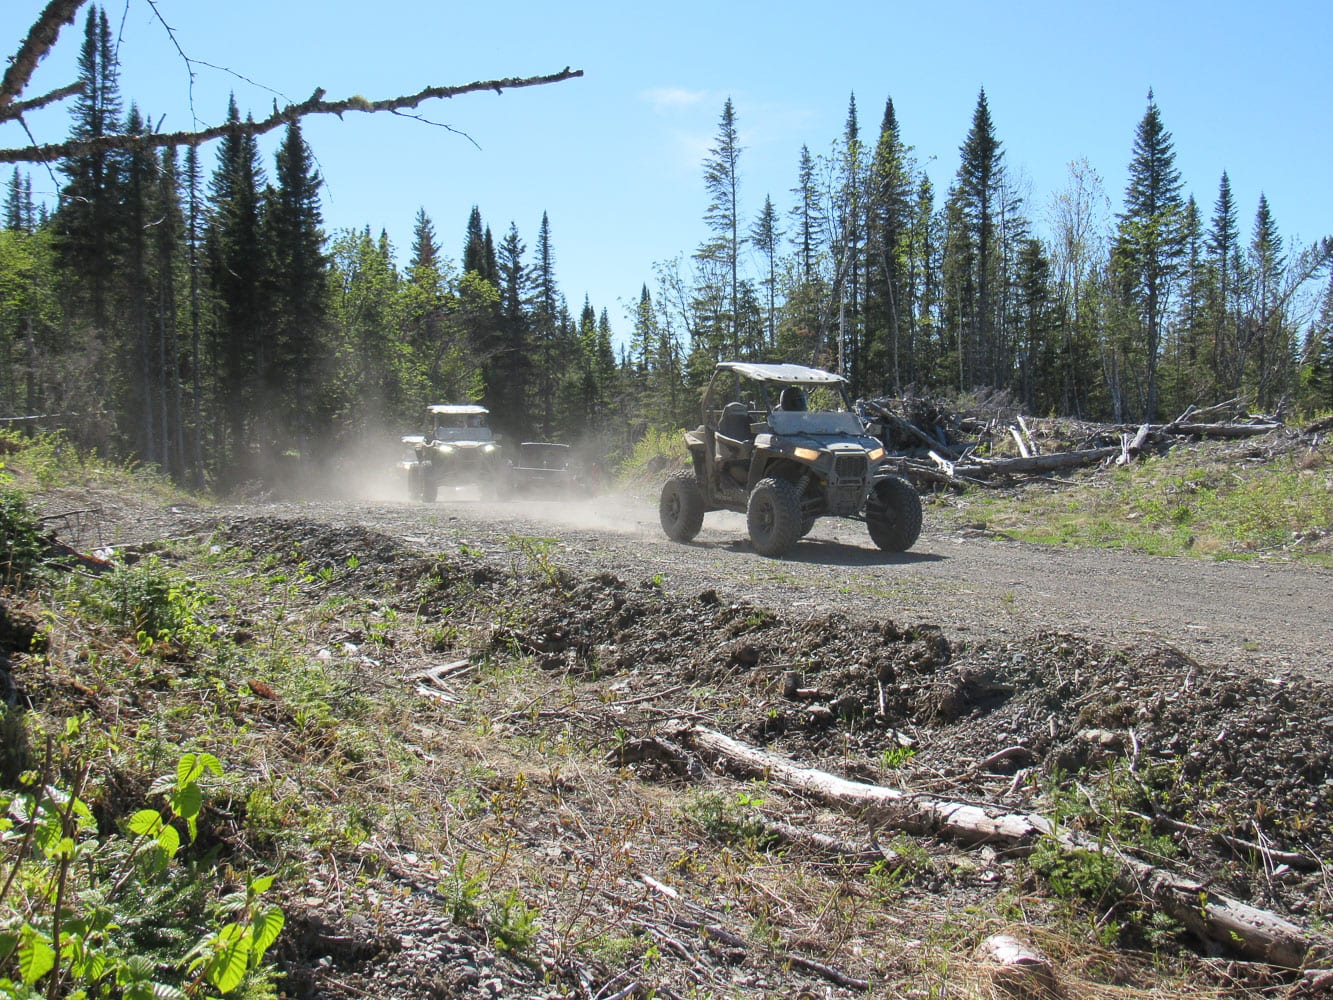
[1246,193,1287,407]
[410,207,440,273]
[206,95,268,468]
[492,221,532,436]
[835,93,866,386]
[463,205,491,280]
[698,97,742,356]
[749,194,781,349]
[54,6,123,334]
[4,171,35,232]
[866,96,915,392]
[530,212,563,437]
[264,119,329,461]
[1207,171,1242,393]
[952,88,1006,389]
[1113,90,1186,419]
[119,104,156,462]
[1304,269,1333,412]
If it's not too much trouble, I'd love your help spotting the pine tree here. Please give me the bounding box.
[1113,90,1186,420]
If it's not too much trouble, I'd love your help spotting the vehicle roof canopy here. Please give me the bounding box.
[715,361,846,386]
[428,404,489,415]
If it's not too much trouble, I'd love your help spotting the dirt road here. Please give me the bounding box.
[229,487,1332,678]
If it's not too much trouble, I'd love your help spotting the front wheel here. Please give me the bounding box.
[659,469,705,542]
[866,475,922,552]
[747,477,803,557]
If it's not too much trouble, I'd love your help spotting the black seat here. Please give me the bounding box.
[717,401,751,442]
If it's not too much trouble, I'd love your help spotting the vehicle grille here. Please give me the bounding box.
[834,454,867,481]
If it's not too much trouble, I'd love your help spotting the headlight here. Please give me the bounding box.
[793,446,821,462]
[483,443,497,453]
[867,447,885,462]
[435,444,455,455]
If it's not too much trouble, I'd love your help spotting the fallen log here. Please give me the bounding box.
[668,723,1332,969]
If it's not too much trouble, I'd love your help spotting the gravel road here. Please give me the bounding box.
[209,486,1332,679]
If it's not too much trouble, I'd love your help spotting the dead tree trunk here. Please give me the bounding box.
[671,724,1331,969]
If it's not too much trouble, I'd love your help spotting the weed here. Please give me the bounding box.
[0,488,45,587]
[74,555,215,651]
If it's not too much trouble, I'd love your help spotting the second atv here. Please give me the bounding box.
[659,362,922,557]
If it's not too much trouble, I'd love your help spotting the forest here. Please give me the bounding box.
[2,5,1332,489]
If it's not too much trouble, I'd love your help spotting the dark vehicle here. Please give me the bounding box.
[659,361,922,557]
[400,404,507,501]
[509,442,579,496]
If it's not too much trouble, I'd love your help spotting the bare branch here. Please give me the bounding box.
[0,81,83,122]
[0,67,583,164]
[0,0,89,113]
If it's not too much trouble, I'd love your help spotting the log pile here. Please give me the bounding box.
[860,395,1295,490]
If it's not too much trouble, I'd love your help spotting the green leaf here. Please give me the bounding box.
[169,783,202,823]
[177,754,201,789]
[156,824,181,860]
[251,907,285,958]
[128,809,165,837]
[249,874,275,895]
[205,924,251,994]
[17,926,55,985]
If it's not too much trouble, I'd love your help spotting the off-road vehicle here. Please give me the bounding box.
[400,404,506,502]
[659,361,922,557]
[509,442,581,497]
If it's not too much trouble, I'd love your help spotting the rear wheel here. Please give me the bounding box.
[747,477,803,557]
[659,469,705,542]
[866,475,922,551]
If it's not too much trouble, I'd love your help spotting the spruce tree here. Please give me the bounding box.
[1247,193,1286,407]
[264,119,329,460]
[54,6,123,334]
[699,97,742,356]
[953,88,1006,389]
[867,96,915,392]
[1207,172,1242,394]
[749,195,781,349]
[1113,90,1186,420]
[207,95,268,467]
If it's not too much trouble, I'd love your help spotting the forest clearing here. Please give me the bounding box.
[2,424,1331,997]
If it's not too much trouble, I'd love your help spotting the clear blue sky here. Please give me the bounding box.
[8,0,1332,343]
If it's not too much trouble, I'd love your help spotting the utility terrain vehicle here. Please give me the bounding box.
[659,362,922,557]
[400,404,506,501]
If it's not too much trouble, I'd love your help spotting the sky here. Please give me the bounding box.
[6,0,1332,345]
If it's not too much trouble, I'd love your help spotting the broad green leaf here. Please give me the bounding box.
[170,783,203,823]
[17,927,55,985]
[128,809,165,837]
[251,907,285,957]
[177,754,201,789]
[249,874,274,895]
[205,924,251,994]
[156,823,181,860]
